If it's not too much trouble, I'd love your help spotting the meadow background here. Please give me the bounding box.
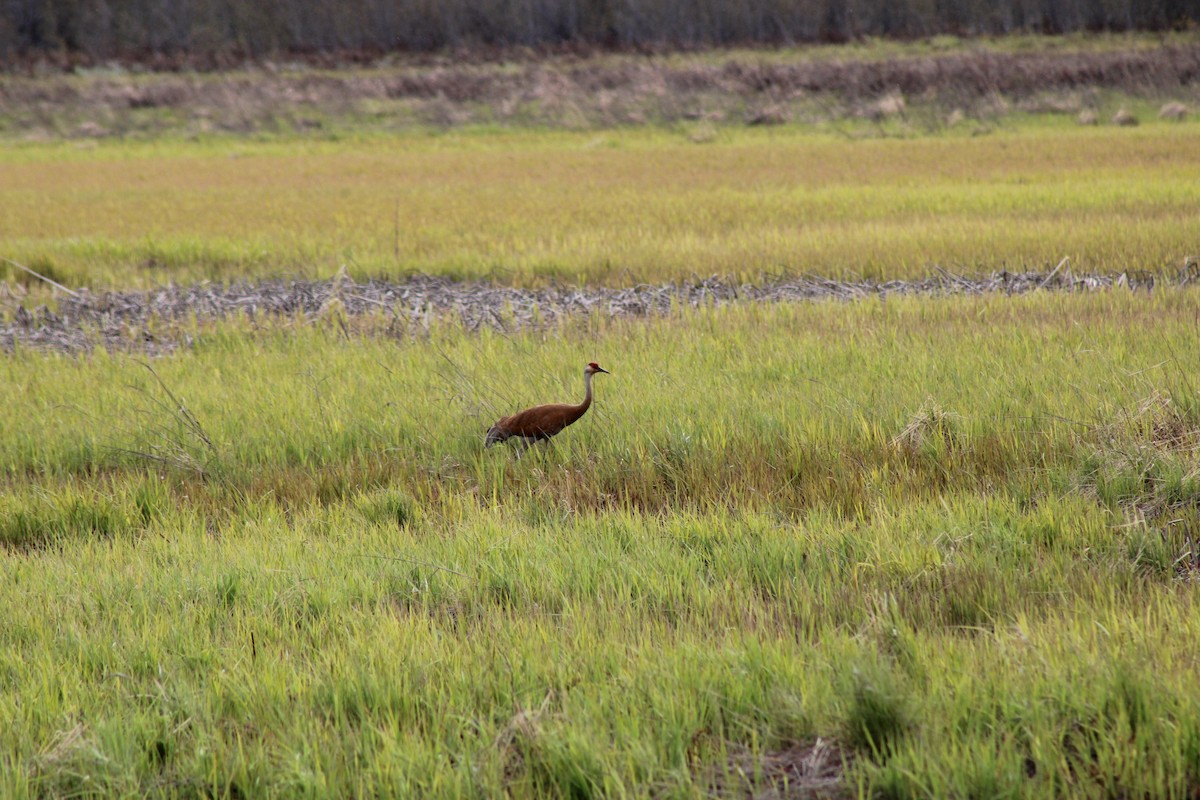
[3,32,1200,799]
[2,122,1200,290]
[3,34,1199,292]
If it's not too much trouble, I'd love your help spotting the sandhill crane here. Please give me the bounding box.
[485,362,610,454]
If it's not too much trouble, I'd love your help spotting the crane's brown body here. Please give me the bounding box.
[486,362,608,451]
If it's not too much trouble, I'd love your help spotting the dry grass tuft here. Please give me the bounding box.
[708,738,850,799]
[891,399,961,455]
[1111,107,1139,126]
[1082,390,1200,527]
[745,104,788,126]
[36,722,90,768]
[1100,391,1198,454]
[687,120,719,142]
[1159,101,1188,121]
[32,722,124,796]
[494,691,557,786]
[865,92,906,121]
[1138,393,1198,453]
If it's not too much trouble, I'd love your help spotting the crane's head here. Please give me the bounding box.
[585,361,610,376]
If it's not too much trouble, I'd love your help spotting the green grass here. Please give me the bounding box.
[2,121,1199,291]
[3,292,1200,796]
[5,44,1200,792]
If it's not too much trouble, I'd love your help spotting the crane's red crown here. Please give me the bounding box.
[588,362,600,369]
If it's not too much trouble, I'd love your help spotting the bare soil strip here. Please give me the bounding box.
[0,269,1186,354]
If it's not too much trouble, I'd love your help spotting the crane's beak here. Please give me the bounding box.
[595,366,610,374]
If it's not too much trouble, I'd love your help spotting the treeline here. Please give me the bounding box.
[2,0,1197,62]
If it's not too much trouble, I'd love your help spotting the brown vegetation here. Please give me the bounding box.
[705,739,849,798]
[1159,100,1189,119]
[3,44,1198,137]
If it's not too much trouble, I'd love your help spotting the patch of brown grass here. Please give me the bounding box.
[1101,391,1199,455]
[493,691,560,789]
[891,399,962,455]
[3,44,1197,138]
[704,738,850,799]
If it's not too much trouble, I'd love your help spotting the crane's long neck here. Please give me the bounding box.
[577,370,594,413]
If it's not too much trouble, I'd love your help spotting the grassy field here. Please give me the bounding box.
[3,292,1200,797]
[2,121,1199,290]
[4,35,1200,798]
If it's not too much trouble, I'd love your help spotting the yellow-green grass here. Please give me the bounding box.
[3,292,1199,796]
[3,121,1199,291]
